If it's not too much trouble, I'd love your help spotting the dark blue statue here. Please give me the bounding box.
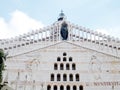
[60,23,68,40]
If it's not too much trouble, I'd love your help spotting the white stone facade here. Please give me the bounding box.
[0,12,120,90]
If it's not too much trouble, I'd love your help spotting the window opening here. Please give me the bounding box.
[57,74,61,81]
[72,63,76,70]
[51,74,54,81]
[63,74,67,81]
[66,63,70,70]
[60,63,64,70]
[69,74,73,81]
[54,63,58,70]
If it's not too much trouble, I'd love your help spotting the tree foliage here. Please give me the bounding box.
[0,49,6,83]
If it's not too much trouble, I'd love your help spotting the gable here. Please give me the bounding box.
[9,41,117,63]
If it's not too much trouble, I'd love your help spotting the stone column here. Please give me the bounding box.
[78,29,81,41]
[52,27,54,42]
[69,25,72,41]
[93,32,96,43]
[82,29,84,42]
[85,30,88,41]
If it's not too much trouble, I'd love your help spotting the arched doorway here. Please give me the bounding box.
[60,85,64,90]
[79,85,83,90]
[47,85,51,90]
[73,85,77,90]
[66,85,70,90]
[54,85,57,90]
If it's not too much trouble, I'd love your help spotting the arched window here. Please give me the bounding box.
[47,85,51,90]
[63,74,67,81]
[66,85,70,90]
[57,74,61,81]
[69,57,72,62]
[72,63,76,70]
[63,57,66,61]
[76,74,79,81]
[66,63,70,70]
[57,57,61,61]
[54,85,57,90]
[60,85,64,90]
[63,52,67,56]
[73,85,77,90]
[54,63,58,70]
[60,63,64,70]
[51,74,54,81]
[69,74,73,81]
[79,85,83,90]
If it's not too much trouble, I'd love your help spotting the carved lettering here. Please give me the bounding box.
[93,82,120,86]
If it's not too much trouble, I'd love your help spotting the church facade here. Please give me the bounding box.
[0,12,120,90]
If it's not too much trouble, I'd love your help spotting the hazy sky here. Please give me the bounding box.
[0,0,120,39]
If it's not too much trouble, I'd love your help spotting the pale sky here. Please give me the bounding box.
[0,0,120,39]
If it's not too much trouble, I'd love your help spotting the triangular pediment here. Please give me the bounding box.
[10,41,112,59]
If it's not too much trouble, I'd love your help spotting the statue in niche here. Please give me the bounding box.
[60,22,68,40]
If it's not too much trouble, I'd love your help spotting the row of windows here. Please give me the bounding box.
[54,63,76,70]
[57,57,72,62]
[51,74,79,81]
[47,85,83,90]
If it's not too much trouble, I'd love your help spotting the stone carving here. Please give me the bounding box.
[89,55,102,80]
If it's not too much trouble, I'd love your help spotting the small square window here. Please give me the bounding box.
[57,57,61,61]
[63,57,66,61]
[63,52,67,56]
[69,57,72,61]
